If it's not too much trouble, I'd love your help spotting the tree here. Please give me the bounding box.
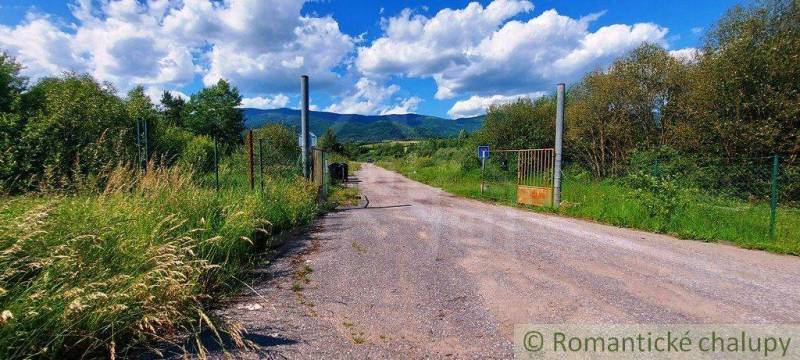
[689,0,800,160]
[565,44,690,176]
[317,127,339,151]
[160,91,185,127]
[11,74,129,191]
[255,124,298,166]
[0,52,26,113]
[476,96,555,150]
[183,79,244,149]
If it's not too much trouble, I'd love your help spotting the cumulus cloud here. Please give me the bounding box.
[382,96,422,115]
[241,94,291,109]
[325,77,420,115]
[447,92,546,118]
[0,0,353,100]
[669,47,700,63]
[357,2,669,99]
[143,87,189,105]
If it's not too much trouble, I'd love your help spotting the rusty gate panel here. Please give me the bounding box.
[516,148,554,207]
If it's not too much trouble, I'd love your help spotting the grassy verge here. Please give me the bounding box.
[379,156,800,255]
[0,161,322,358]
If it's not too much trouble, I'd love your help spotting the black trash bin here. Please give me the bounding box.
[328,163,343,182]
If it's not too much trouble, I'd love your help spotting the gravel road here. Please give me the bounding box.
[207,163,800,359]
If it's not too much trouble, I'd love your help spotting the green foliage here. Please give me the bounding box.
[566,44,690,177]
[160,91,185,127]
[254,124,300,177]
[177,135,215,173]
[626,172,686,231]
[183,79,244,150]
[7,74,130,192]
[0,53,26,113]
[152,125,194,163]
[317,127,339,152]
[475,97,555,150]
[688,0,799,184]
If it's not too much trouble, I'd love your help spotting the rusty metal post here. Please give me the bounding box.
[301,75,311,179]
[248,129,254,190]
[553,83,565,208]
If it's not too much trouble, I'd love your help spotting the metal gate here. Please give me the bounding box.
[481,148,555,207]
[516,148,554,206]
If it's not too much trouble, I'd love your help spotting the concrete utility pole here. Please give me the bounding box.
[553,83,565,208]
[301,75,311,179]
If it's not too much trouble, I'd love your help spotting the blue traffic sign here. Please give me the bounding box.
[477,145,490,159]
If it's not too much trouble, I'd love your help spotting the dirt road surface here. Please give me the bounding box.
[208,163,800,359]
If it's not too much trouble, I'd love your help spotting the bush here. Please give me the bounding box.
[6,74,130,192]
[177,135,215,173]
[626,171,687,231]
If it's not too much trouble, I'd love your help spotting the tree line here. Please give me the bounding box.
[474,0,799,201]
[0,58,247,193]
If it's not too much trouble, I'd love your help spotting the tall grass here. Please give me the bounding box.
[0,163,318,358]
[378,156,800,255]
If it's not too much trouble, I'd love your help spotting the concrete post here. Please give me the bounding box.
[301,75,311,179]
[553,83,565,208]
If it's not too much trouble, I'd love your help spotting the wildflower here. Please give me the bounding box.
[0,310,13,324]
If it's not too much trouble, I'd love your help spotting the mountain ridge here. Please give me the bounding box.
[242,108,484,142]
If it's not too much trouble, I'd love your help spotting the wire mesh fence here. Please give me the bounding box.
[476,148,797,249]
[131,124,330,202]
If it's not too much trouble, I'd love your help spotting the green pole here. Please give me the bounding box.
[135,119,141,171]
[259,139,264,194]
[769,154,779,239]
[213,136,219,192]
[143,119,148,172]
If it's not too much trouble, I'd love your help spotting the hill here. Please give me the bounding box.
[242,108,484,142]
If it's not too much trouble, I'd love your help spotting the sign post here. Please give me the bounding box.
[477,146,490,195]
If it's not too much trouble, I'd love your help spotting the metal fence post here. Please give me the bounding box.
[259,138,264,193]
[553,83,565,208]
[247,129,255,190]
[143,118,148,171]
[213,136,219,192]
[301,75,311,179]
[769,154,779,238]
[135,119,141,171]
[480,157,485,196]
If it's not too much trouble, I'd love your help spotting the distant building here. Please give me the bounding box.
[298,132,317,148]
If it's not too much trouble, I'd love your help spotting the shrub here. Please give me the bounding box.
[177,135,215,173]
[626,171,686,231]
[7,74,130,192]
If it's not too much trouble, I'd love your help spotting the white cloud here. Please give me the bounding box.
[381,96,422,115]
[447,92,546,118]
[325,77,420,115]
[143,87,189,106]
[669,47,700,63]
[0,0,353,99]
[241,94,291,109]
[357,3,669,99]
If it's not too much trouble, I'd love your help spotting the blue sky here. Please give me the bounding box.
[0,0,737,118]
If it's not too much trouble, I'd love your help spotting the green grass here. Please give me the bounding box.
[378,156,800,255]
[0,159,322,358]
